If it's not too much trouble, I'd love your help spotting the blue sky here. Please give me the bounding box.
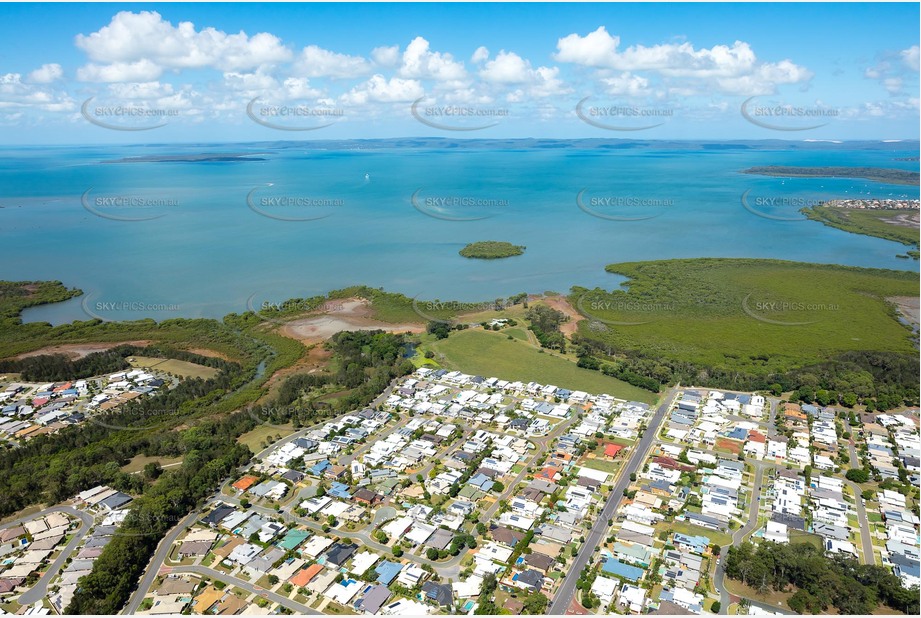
[0,2,918,143]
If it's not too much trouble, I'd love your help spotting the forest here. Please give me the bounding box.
[723,541,918,615]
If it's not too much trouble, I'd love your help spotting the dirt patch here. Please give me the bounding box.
[888,296,919,329]
[541,295,584,337]
[185,347,233,361]
[885,211,920,228]
[13,340,152,361]
[279,299,422,344]
[257,344,333,404]
[716,438,743,454]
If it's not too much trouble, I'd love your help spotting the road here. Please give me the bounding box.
[548,385,679,615]
[713,461,875,614]
[843,478,876,565]
[2,506,94,606]
[122,510,199,614]
[483,414,579,521]
[162,565,321,615]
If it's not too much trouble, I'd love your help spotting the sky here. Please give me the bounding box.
[0,2,918,144]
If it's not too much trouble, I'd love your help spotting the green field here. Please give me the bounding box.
[571,258,918,376]
[801,206,920,248]
[127,355,219,379]
[428,328,658,403]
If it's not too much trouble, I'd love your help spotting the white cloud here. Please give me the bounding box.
[554,26,812,95]
[477,51,568,98]
[75,10,291,80]
[471,46,490,64]
[398,37,466,81]
[341,74,424,105]
[901,45,919,72]
[371,45,400,67]
[555,26,621,67]
[296,45,370,78]
[27,64,63,84]
[601,72,651,97]
[76,59,163,82]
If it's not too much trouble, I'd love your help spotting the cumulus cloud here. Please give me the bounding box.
[554,26,812,95]
[76,59,163,82]
[601,72,652,97]
[901,45,919,72]
[74,10,292,79]
[398,37,466,81]
[477,51,568,98]
[295,45,370,78]
[371,45,400,67]
[341,74,424,105]
[27,63,63,84]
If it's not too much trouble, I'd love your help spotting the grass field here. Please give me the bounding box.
[581,457,623,475]
[127,355,219,379]
[572,258,919,375]
[428,328,658,403]
[121,454,184,473]
[237,424,296,452]
[789,530,825,550]
[802,206,919,248]
[664,520,733,547]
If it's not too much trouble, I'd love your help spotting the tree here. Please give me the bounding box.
[522,593,548,614]
[711,544,721,557]
[846,468,869,483]
[427,321,451,340]
[711,601,721,613]
[267,574,279,585]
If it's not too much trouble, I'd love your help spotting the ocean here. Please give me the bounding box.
[1,140,917,324]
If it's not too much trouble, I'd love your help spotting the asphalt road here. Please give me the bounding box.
[547,385,678,615]
[122,510,199,614]
[161,565,321,615]
[2,506,93,606]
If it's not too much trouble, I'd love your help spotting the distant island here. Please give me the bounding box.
[459,241,525,259]
[742,166,919,186]
[106,154,266,164]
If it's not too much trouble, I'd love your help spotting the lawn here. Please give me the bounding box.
[121,454,184,474]
[789,530,824,550]
[127,355,219,379]
[429,329,658,403]
[581,458,623,475]
[237,424,296,452]
[663,520,733,548]
[571,258,919,376]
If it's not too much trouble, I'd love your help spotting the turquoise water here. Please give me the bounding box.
[1,142,917,323]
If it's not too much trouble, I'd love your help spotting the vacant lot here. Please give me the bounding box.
[127,355,219,379]
[429,329,658,403]
[121,454,184,474]
[237,424,296,453]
